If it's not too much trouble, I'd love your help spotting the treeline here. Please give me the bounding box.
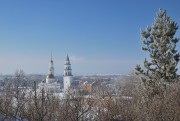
[0,73,180,121]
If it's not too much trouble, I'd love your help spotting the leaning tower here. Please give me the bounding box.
[63,55,73,93]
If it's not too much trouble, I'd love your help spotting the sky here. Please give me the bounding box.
[0,0,180,75]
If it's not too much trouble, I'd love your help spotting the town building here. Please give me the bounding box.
[82,80,96,94]
[38,54,61,93]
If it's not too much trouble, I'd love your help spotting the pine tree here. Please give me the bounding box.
[135,9,180,94]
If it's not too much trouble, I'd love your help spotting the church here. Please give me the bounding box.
[38,55,73,94]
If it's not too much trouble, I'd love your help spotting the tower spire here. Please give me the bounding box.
[66,54,69,61]
[46,53,55,83]
[51,52,52,61]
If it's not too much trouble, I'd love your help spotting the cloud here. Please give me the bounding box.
[69,55,84,62]
[71,58,142,75]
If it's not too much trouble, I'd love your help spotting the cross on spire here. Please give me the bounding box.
[51,52,52,61]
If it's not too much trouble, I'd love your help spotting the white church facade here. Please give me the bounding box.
[38,54,73,94]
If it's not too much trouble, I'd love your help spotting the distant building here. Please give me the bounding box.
[82,80,96,94]
[63,55,73,93]
[38,54,61,93]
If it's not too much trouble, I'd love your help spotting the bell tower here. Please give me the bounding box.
[63,55,73,93]
[46,53,55,83]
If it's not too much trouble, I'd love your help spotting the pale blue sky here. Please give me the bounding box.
[0,0,180,75]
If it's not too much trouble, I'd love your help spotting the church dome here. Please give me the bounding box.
[47,74,54,79]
